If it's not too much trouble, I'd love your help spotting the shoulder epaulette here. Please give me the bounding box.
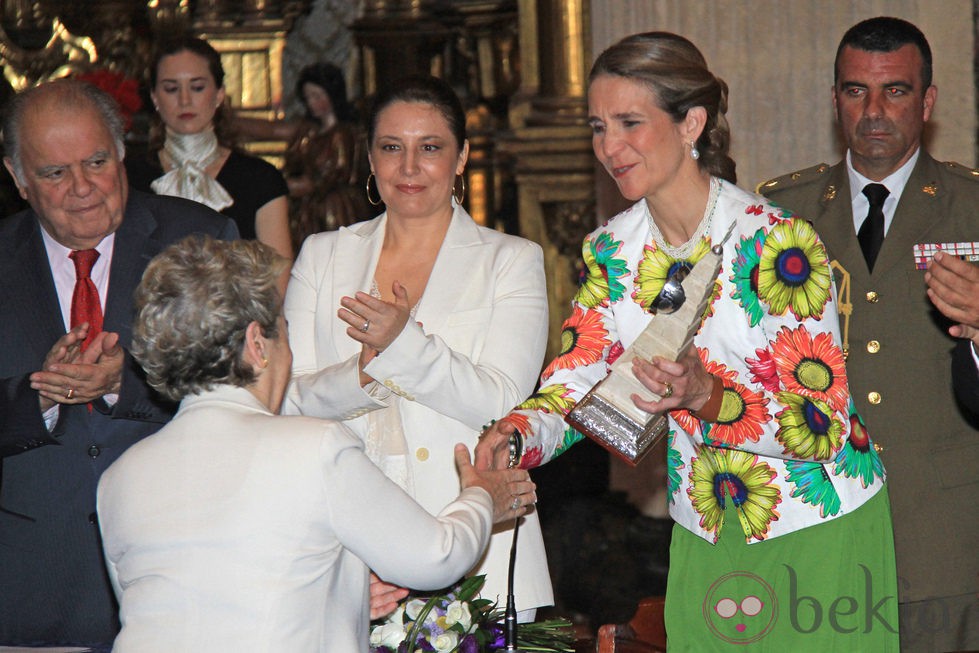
[940,160,979,183]
[756,163,832,195]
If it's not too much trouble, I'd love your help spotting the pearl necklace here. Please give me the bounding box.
[646,176,720,260]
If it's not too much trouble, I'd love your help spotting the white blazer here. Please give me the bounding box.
[284,206,554,611]
[97,386,493,652]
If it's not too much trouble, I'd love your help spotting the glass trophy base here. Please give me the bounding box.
[565,388,669,465]
[563,238,731,466]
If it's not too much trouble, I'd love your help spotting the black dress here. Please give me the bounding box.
[126,150,288,240]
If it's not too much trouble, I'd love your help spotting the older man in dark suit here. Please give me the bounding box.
[0,79,237,647]
[760,17,979,652]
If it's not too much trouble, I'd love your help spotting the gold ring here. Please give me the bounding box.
[65,388,75,400]
[511,497,521,511]
[361,319,370,333]
[662,382,674,399]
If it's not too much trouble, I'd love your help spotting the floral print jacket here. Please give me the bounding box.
[511,180,886,544]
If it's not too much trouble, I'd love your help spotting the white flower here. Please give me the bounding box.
[444,600,473,631]
[388,604,405,625]
[432,630,459,652]
[370,622,406,649]
[405,598,428,621]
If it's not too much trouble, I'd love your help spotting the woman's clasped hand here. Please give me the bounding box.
[339,281,412,353]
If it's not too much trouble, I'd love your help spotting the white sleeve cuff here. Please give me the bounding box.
[42,404,59,431]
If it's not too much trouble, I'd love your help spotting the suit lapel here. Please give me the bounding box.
[806,165,867,274]
[331,216,384,358]
[414,206,483,334]
[4,215,65,359]
[872,153,946,277]
[103,198,163,346]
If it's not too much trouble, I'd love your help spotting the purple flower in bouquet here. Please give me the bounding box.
[369,575,573,652]
[459,633,481,653]
[488,623,506,650]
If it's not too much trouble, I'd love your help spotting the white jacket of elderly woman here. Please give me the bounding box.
[96,235,535,652]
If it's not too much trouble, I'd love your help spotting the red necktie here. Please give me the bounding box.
[69,249,103,351]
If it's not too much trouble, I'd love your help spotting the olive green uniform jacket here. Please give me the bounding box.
[760,152,979,606]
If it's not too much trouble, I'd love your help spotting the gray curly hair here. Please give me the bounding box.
[131,235,289,402]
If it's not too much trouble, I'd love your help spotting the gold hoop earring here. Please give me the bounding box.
[365,173,382,206]
[453,174,466,205]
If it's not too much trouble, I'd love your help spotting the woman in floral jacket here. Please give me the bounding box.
[478,32,898,651]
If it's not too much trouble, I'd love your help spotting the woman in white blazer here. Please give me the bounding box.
[284,75,553,616]
[96,236,536,652]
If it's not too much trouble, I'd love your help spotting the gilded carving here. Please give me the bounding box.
[0,17,95,90]
[542,199,596,268]
[0,1,310,94]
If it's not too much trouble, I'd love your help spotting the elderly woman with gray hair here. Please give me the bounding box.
[95,236,536,652]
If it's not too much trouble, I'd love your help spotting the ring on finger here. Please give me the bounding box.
[510,497,521,511]
[662,382,674,399]
[361,319,370,333]
[65,387,75,400]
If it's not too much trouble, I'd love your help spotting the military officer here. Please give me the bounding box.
[760,16,979,653]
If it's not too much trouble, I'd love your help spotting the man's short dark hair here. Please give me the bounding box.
[834,16,932,89]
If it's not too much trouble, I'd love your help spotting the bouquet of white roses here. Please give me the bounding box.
[369,575,575,653]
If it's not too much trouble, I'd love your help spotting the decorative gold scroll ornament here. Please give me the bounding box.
[0,18,96,91]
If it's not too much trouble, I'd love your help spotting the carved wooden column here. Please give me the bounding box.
[498,0,594,359]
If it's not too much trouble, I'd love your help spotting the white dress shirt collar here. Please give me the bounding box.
[845,148,919,237]
[40,227,115,331]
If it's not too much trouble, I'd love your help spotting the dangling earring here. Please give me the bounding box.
[452,174,466,205]
[365,173,382,206]
[689,141,700,161]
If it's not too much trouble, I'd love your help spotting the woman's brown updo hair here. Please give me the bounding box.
[589,31,736,184]
[147,37,237,154]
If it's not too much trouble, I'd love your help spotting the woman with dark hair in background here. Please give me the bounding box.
[127,37,292,260]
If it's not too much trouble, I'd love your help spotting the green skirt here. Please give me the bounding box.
[664,484,898,652]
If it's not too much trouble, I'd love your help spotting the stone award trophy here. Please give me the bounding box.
[565,242,725,465]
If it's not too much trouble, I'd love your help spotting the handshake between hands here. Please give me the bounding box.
[369,432,535,621]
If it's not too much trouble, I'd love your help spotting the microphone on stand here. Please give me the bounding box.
[503,428,525,653]
[503,517,522,652]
